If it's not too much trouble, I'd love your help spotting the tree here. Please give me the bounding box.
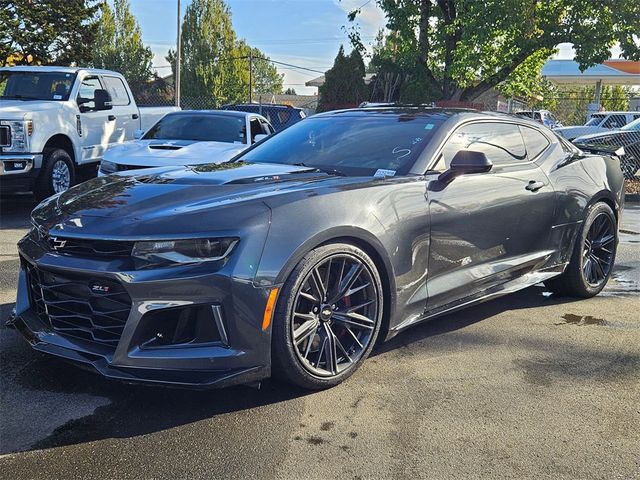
[349,0,640,102]
[554,85,631,125]
[237,42,284,95]
[318,46,368,111]
[168,0,245,105]
[284,87,297,95]
[91,0,153,98]
[1,0,100,66]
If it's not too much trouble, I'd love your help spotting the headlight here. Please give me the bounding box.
[1,120,31,152]
[99,160,117,174]
[132,237,239,265]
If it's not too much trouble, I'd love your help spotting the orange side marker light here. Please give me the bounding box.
[262,288,279,330]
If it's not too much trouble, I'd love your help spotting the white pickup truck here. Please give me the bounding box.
[0,66,179,198]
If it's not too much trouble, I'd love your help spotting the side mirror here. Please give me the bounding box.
[439,150,492,183]
[133,129,144,140]
[253,133,269,143]
[94,89,113,111]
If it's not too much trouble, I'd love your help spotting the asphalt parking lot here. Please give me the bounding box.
[0,195,638,480]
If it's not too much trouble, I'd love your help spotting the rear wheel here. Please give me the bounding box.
[272,243,384,389]
[35,149,75,200]
[545,202,617,297]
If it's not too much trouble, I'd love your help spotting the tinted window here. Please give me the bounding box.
[143,114,247,143]
[440,122,527,168]
[249,118,263,141]
[102,76,130,106]
[240,113,447,176]
[520,126,550,160]
[0,71,76,101]
[77,76,103,109]
[602,115,626,129]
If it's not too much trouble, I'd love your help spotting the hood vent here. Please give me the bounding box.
[149,144,183,150]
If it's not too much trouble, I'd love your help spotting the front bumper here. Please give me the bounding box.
[11,234,275,389]
[0,153,43,193]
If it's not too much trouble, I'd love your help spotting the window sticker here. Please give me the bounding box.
[424,123,435,130]
[53,94,62,100]
[374,168,396,178]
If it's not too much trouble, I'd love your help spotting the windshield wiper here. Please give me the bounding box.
[293,162,346,176]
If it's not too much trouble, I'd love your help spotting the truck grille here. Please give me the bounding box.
[0,126,10,147]
[26,262,132,348]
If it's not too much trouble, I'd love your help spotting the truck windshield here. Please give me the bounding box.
[585,114,606,127]
[143,114,248,144]
[0,71,76,101]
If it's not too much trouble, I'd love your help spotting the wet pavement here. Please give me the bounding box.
[0,196,638,479]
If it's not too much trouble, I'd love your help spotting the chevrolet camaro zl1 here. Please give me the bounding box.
[10,107,624,389]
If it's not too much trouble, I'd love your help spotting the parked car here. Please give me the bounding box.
[0,66,179,198]
[11,107,624,390]
[573,117,640,179]
[99,110,274,175]
[554,111,640,141]
[222,103,305,131]
[513,110,562,128]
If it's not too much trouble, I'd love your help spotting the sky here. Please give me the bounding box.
[119,0,620,96]
[122,0,387,95]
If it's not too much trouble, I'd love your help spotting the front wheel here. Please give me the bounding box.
[545,202,618,297]
[272,243,384,390]
[35,149,75,200]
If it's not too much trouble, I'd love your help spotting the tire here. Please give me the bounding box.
[35,149,75,200]
[544,202,617,298]
[272,243,384,390]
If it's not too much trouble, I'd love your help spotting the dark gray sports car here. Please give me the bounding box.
[10,107,625,390]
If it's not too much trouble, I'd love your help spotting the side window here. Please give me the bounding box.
[440,122,527,169]
[602,115,626,129]
[519,126,550,160]
[249,118,262,142]
[102,76,130,106]
[77,76,103,110]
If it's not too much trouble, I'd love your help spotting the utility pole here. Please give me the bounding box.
[175,0,181,107]
[248,52,253,103]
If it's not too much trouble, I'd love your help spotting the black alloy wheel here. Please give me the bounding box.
[272,243,383,389]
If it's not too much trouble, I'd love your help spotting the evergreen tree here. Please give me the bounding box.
[318,46,368,111]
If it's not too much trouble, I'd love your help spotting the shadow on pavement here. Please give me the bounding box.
[0,195,38,230]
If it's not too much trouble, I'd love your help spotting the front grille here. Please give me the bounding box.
[26,262,132,348]
[0,125,10,147]
[46,236,134,257]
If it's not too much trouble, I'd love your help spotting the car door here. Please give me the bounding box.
[425,121,556,311]
[101,75,138,143]
[76,75,115,164]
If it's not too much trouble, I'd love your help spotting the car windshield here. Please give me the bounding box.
[585,114,606,126]
[0,71,76,101]
[238,112,447,176]
[621,118,640,131]
[143,114,247,143]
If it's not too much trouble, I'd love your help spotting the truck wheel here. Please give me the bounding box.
[35,149,75,200]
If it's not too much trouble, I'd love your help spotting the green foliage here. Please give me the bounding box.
[554,85,632,125]
[169,0,282,105]
[318,46,368,111]
[91,0,153,98]
[350,0,640,102]
[1,0,100,66]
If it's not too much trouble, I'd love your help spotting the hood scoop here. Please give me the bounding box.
[149,144,183,150]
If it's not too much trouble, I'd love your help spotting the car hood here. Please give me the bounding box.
[573,130,637,147]
[103,139,247,166]
[32,162,371,235]
[554,126,607,138]
[0,99,64,119]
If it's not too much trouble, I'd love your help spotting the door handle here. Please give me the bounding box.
[132,113,139,119]
[108,115,116,121]
[526,180,545,192]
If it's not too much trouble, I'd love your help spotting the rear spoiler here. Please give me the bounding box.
[578,144,625,157]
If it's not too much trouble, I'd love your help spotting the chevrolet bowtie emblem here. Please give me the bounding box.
[50,237,67,250]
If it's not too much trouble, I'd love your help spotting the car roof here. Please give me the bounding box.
[315,106,531,122]
[0,65,121,76]
[224,103,303,111]
[167,109,263,119]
